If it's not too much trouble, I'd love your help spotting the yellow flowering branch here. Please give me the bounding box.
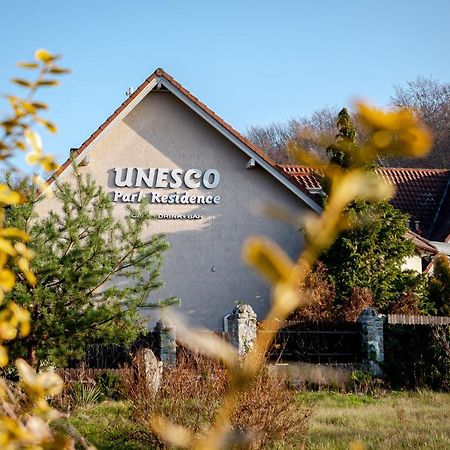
[151,102,432,449]
[0,50,75,450]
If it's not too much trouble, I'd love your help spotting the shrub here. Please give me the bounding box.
[95,371,125,400]
[427,255,450,315]
[290,266,373,322]
[388,289,422,315]
[232,371,310,449]
[347,369,384,395]
[338,286,373,321]
[384,324,450,390]
[290,263,336,321]
[125,348,310,448]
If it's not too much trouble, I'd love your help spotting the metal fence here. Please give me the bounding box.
[69,331,159,369]
[56,367,133,383]
[266,321,363,364]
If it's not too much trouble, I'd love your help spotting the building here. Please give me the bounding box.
[38,69,450,330]
[281,165,450,272]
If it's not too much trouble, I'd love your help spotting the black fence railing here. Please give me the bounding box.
[266,321,363,364]
[69,331,159,369]
[70,322,364,368]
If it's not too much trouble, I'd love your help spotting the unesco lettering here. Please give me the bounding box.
[111,167,222,205]
[113,167,220,189]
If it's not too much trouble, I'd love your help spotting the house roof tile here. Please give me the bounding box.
[280,165,450,241]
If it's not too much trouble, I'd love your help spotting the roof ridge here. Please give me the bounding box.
[377,167,450,173]
[155,69,277,167]
[46,68,160,185]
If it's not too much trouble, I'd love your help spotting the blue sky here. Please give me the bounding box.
[2,0,450,171]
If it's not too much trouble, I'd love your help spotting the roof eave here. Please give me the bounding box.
[45,68,323,213]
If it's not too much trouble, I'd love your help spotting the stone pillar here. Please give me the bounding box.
[227,304,257,358]
[155,320,176,368]
[134,348,162,394]
[357,307,386,377]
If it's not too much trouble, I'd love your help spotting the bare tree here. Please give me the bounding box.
[246,122,294,163]
[389,77,450,168]
[247,77,450,169]
[246,107,340,164]
[289,107,339,161]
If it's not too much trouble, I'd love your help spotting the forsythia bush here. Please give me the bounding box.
[0,50,80,449]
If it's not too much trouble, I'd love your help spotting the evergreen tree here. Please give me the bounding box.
[5,169,177,367]
[317,108,423,313]
[326,107,358,168]
[427,255,450,316]
[319,200,419,310]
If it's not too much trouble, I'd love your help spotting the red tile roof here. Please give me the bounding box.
[47,68,278,187]
[280,165,450,241]
[428,178,450,242]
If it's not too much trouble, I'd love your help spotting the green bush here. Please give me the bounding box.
[384,324,450,390]
[347,369,383,395]
[96,371,125,401]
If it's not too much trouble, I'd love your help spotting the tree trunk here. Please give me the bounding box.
[27,343,37,368]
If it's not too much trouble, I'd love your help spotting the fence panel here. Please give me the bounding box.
[72,331,159,369]
[387,314,450,325]
[56,367,134,383]
[266,321,363,364]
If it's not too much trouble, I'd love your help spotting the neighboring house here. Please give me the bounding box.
[38,68,449,330]
[281,165,450,272]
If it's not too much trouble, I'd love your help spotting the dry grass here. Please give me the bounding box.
[122,349,310,448]
[301,390,450,449]
[232,372,310,448]
[67,390,450,449]
[269,362,354,391]
[124,349,227,437]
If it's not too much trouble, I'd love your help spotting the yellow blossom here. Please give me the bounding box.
[357,102,432,157]
[16,359,63,399]
[0,269,15,295]
[0,186,21,206]
[14,242,34,259]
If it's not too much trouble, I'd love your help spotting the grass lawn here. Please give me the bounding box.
[68,391,450,449]
[300,390,450,449]
[68,402,149,450]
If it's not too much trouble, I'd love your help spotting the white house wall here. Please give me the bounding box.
[402,252,423,273]
[36,91,308,330]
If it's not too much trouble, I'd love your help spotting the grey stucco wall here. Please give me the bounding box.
[36,91,310,330]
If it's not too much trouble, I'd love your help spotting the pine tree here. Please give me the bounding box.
[319,200,419,311]
[5,168,177,367]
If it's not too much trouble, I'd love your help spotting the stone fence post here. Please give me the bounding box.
[357,307,386,377]
[155,319,176,368]
[227,304,257,358]
[133,348,162,394]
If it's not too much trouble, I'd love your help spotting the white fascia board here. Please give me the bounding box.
[52,78,159,186]
[160,78,322,214]
[430,241,450,255]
